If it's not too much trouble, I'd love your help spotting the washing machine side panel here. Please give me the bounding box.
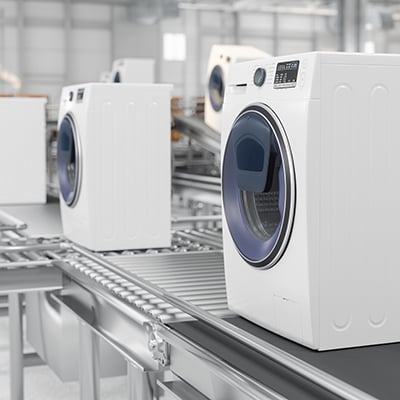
[304,99,322,348]
[0,97,47,205]
[318,61,400,349]
[84,84,172,251]
[123,59,155,84]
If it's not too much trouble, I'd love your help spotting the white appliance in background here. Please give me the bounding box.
[57,83,172,251]
[222,52,400,350]
[0,97,47,204]
[205,45,269,133]
[99,70,112,83]
[111,58,155,83]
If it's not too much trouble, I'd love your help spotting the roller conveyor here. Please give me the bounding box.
[61,251,233,323]
[1,208,398,400]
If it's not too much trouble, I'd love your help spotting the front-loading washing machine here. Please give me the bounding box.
[205,45,269,133]
[99,70,112,83]
[222,52,400,350]
[111,58,155,83]
[57,83,172,251]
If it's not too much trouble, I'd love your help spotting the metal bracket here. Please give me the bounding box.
[146,323,170,367]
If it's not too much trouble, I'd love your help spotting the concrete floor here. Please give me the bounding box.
[0,315,128,400]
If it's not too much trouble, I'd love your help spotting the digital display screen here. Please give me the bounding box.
[77,88,85,102]
[274,60,300,89]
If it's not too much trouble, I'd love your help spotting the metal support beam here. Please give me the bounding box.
[183,8,200,114]
[127,363,154,400]
[272,12,278,56]
[233,10,240,45]
[16,0,24,91]
[0,8,5,92]
[64,0,72,85]
[9,293,24,400]
[79,322,100,400]
[337,0,367,52]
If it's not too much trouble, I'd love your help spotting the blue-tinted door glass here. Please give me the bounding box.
[222,106,294,268]
[236,138,264,172]
[209,65,224,112]
[57,116,79,206]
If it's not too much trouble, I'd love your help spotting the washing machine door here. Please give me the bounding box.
[208,65,224,112]
[57,114,81,207]
[222,104,296,268]
[113,71,121,83]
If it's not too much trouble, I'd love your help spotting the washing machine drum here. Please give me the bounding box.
[209,65,224,112]
[222,104,296,268]
[57,114,81,207]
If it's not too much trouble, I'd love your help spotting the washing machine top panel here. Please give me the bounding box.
[222,103,296,268]
[209,65,225,112]
[57,114,81,207]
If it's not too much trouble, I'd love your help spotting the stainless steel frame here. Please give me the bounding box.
[0,209,378,400]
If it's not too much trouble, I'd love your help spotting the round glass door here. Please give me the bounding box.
[222,103,296,268]
[113,71,121,83]
[57,114,81,207]
[208,65,224,112]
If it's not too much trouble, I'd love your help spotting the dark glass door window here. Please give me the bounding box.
[57,114,81,207]
[222,104,296,268]
[209,65,224,112]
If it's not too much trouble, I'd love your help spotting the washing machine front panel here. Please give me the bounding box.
[57,113,81,207]
[222,103,295,268]
[208,65,225,112]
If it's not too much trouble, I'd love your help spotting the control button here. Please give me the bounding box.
[253,67,266,87]
[69,91,73,101]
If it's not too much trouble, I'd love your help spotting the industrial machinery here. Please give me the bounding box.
[111,58,155,83]
[57,83,172,251]
[0,97,47,205]
[204,45,269,133]
[1,208,395,400]
[222,52,400,350]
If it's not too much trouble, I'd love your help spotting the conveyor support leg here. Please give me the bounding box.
[9,292,24,400]
[127,362,154,400]
[79,321,100,400]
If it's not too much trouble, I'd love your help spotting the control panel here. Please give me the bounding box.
[274,60,300,89]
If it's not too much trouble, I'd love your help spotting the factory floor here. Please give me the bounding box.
[0,315,128,400]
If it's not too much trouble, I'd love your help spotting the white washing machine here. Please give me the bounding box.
[111,58,155,83]
[205,45,269,133]
[0,97,47,204]
[99,70,112,83]
[57,83,172,251]
[222,52,400,350]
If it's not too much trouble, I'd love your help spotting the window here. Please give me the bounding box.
[163,33,186,61]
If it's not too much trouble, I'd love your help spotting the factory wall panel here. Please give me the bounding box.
[278,14,315,32]
[0,1,340,101]
[71,4,111,22]
[239,13,274,33]
[24,1,64,19]
[278,38,314,56]
[68,50,110,83]
[24,27,64,51]
[160,17,184,94]
[0,1,17,18]
[70,28,110,52]
[238,37,274,55]
[113,22,159,59]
